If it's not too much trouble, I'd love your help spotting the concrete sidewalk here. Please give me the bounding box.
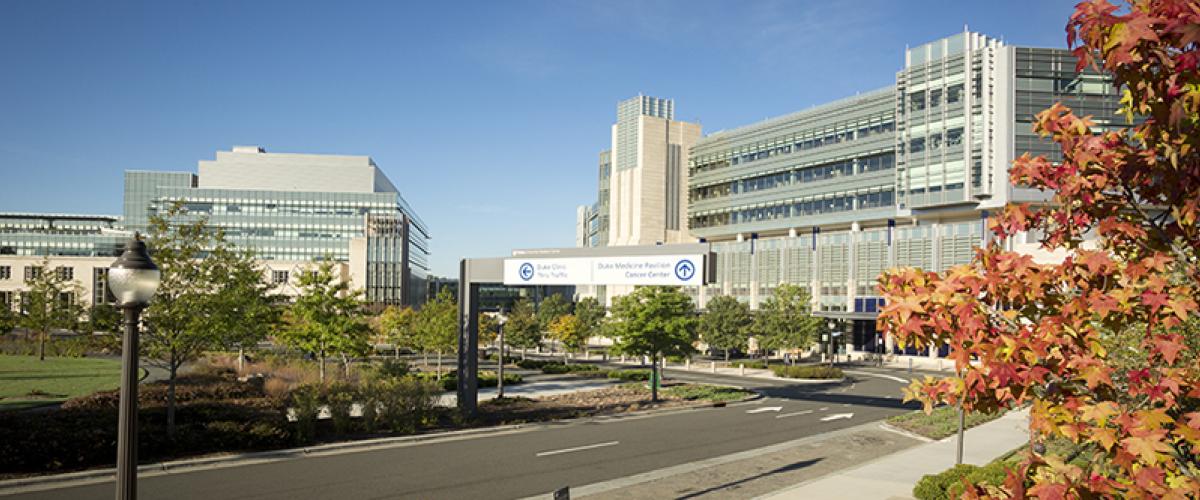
[436,378,617,406]
[760,408,1029,500]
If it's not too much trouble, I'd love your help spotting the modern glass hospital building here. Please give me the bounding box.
[1,146,430,310]
[581,31,1120,358]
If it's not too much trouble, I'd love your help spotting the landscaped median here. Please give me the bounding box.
[769,364,844,380]
[885,404,1006,441]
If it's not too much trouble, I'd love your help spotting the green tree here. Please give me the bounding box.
[478,312,499,348]
[573,296,606,356]
[608,286,698,402]
[378,305,418,358]
[504,297,541,357]
[537,293,571,332]
[211,247,282,371]
[86,303,121,335]
[19,257,85,361]
[547,314,585,363]
[277,259,370,383]
[416,287,457,379]
[0,297,15,335]
[752,284,820,361]
[699,295,752,361]
[142,204,273,433]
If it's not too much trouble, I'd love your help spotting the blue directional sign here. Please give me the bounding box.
[674,259,695,281]
[518,262,534,281]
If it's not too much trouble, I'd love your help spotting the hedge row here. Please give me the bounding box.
[913,460,1014,500]
[770,364,844,380]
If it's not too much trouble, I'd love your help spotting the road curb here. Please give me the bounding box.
[0,388,760,495]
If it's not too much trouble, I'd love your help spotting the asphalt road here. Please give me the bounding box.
[6,366,921,500]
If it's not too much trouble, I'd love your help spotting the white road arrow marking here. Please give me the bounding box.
[746,406,783,414]
[536,441,619,457]
[775,410,814,419]
[820,413,854,422]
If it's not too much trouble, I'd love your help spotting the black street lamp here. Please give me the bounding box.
[108,234,160,500]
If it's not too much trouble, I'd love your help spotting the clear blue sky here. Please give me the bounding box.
[0,0,1078,276]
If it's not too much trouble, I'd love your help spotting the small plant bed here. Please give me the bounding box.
[770,364,844,380]
[538,362,599,374]
[473,383,753,426]
[412,370,523,391]
[886,405,1006,441]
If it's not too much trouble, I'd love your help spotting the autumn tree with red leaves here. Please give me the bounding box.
[877,0,1200,497]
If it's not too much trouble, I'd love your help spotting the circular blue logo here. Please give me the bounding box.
[674,259,696,281]
[518,262,535,281]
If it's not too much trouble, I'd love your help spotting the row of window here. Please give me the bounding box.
[908,128,965,153]
[691,121,895,173]
[691,154,896,203]
[907,84,964,112]
[0,266,76,281]
[692,189,896,228]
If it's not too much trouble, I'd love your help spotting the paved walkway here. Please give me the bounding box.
[436,378,617,407]
[759,408,1030,499]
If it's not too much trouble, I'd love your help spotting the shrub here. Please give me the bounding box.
[913,464,979,500]
[739,360,768,369]
[946,459,1015,498]
[289,385,323,443]
[540,363,599,374]
[373,359,410,379]
[326,384,359,435]
[770,364,843,380]
[515,359,554,370]
[663,385,751,402]
[608,369,651,381]
[364,377,440,434]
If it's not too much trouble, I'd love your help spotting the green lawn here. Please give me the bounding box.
[886,405,1006,440]
[0,355,122,412]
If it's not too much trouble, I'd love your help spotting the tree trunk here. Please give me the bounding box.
[725,349,730,362]
[395,346,400,360]
[423,351,429,367]
[521,348,527,360]
[39,328,47,361]
[319,351,327,384]
[650,353,659,402]
[341,353,351,378]
[167,361,178,436]
[436,350,443,381]
[238,347,245,372]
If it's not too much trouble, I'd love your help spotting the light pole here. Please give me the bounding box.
[497,309,507,399]
[826,320,837,366]
[108,234,160,500]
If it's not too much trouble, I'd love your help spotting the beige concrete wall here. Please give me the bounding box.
[607,116,701,247]
[0,254,364,313]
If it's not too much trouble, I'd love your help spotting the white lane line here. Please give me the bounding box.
[820,413,854,422]
[844,370,909,383]
[535,441,619,457]
[819,407,829,411]
[775,410,814,419]
[746,406,783,414]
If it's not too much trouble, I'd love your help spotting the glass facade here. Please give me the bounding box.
[673,31,1120,360]
[121,152,431,306]
[0,213,125,257]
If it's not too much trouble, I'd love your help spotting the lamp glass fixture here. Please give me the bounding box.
[108,235,160,307]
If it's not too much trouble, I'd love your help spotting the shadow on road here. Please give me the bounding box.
[675,457,824,499]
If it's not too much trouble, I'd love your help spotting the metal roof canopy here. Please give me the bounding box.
[456,243,713,417]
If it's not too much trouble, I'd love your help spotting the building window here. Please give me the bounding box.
[272,270,289,285]
[57,266,74,281]
[0,266,9,280]
[25,266,42,281]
